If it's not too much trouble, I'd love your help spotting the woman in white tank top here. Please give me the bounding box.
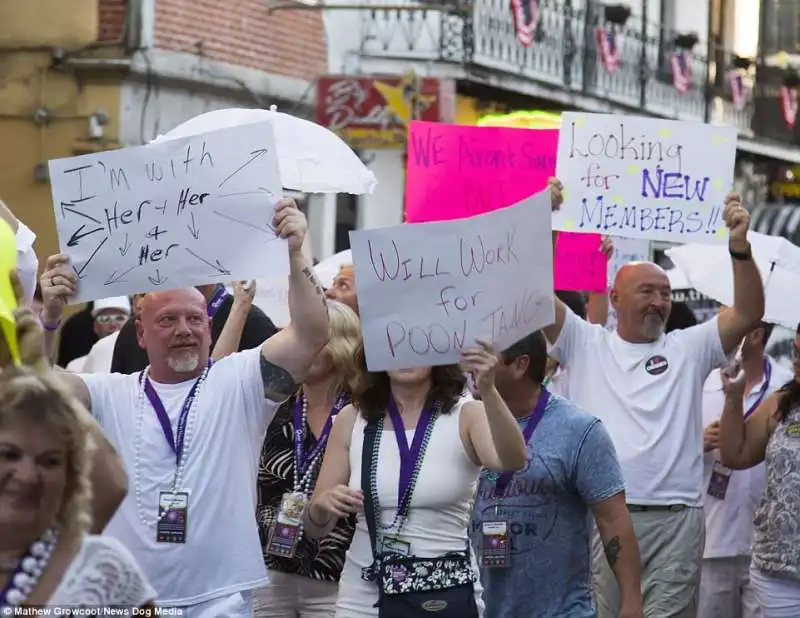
[301,340,528,617]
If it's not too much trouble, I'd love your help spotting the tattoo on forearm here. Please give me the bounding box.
[604,536,622,568]
[259,355,298,402]
[301,266,327,308]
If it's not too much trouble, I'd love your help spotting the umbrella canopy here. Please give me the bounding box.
[152,107,377,195]
[667,231,800,329]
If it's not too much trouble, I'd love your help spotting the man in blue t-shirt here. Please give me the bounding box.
[471,331,644,618]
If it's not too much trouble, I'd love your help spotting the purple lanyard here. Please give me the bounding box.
[142,360,211,466]
[293,392,348,477]
[387,396,435,508]
[744,359,772,421]
[207,285,230,318]
[493,389,551,498]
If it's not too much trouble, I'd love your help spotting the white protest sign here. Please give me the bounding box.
[48,121,287,303]
[553,112,737,244]
[350,190,555,371]
[605,236,651,331]
[227,278,290,328]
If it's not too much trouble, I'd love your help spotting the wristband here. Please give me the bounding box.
[729,244,752,261]
[39,313,62,332]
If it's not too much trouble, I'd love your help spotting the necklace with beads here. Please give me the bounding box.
[292,390,349,494]
[133,363,211,528]
[0,527,59,609]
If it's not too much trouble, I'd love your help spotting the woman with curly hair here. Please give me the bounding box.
[253,300,362,617]
[0,309,155,610]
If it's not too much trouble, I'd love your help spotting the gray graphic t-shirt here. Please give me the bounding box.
[471,394,625,618]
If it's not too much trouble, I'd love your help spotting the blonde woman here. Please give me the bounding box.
[253,300,362,617]
[0,309,155,609]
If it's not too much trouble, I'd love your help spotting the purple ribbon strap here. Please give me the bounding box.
[743,358,772,421]
[387,396,435,508]
[293,393,348,477]
[493,389,550,498]
[207,285,230,318]
[142,360,211,466]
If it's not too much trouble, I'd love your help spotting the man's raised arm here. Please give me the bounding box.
[258,199,330,402]
[716,193,765,355]
[543,177,568,345]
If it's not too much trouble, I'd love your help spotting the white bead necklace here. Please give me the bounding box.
[0,527,58,609]
[133,365,209,528]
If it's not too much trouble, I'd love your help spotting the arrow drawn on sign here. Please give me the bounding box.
[72,237,108,279]
[104,265,137,286]
[67,224,105,247]
[218,149,268,189]
[185,248,232,276]
[187,213,200,240]
[60,202,102,225]
[213,210,276,236]
[148,269,167,286]
[118,233,132,256]
[217,186,274,199]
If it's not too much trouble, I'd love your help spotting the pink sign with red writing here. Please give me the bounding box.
[405,120,605,292]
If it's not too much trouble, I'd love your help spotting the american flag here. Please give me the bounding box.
[729,72,749,111]
[511,0,537,47]
[596,26,621,73]
[671,51,692,93]
[780,86,798,128]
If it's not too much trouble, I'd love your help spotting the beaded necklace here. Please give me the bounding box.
[292,391,348,495]
[133,363,211,527]
[368,401,440,535]
[0,527,58,609]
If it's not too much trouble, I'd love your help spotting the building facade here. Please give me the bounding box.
[0,0,326,260]
[315,0,800,257]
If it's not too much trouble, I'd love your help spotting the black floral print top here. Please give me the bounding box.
[257,395,356,582]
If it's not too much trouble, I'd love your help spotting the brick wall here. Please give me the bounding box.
[155,0,326,82]
[99,0,126,42]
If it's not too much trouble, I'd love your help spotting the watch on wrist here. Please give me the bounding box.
[729,243,752,261]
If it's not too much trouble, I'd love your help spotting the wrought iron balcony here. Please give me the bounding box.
[359,0,763,141]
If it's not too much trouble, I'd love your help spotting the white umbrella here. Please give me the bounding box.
[314,250,352,289]
[666,232,800,329]
[666,267,691,290]
[151,107,377,195]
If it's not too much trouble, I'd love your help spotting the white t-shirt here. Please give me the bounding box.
[81,347,280,606]
[550,308,727,506]
[546,365,570,399]
[701,359,792,558]
[82,330,120,373]
[49,535,155,607]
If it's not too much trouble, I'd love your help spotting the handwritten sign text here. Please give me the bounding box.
[48,121,287,302]
[351,190,555,371]
[553,112,737,244]
[405,121,558,222]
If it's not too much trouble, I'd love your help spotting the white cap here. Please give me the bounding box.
[91,296,131,317]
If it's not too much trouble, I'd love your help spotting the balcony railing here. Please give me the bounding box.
[359,0,780,144]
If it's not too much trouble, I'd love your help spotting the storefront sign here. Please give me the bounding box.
[316,75,453,149]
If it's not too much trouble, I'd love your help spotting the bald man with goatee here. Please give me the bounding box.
[544,179,765,618]
[39,199,329,618]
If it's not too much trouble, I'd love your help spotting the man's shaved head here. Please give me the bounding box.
[610,261,672,343]
[139,288,206,320]
[135,287,211,383]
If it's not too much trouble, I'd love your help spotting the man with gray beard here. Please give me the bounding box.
[544,180,765,618]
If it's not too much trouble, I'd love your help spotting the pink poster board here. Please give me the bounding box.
[405,120,606,292]
[553,233,607,293]
[405,121,558,222]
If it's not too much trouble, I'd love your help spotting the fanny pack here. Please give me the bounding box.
[360,420,478,618]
